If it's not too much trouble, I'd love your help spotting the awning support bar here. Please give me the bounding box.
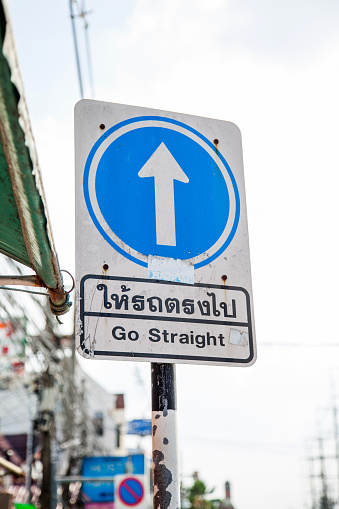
[0,274,71,315]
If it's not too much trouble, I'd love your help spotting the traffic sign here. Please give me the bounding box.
[81,454,145,503]
[127,419,152,436]
[83,116,239,268]
[115,475,147,509]
[75,100,256,366]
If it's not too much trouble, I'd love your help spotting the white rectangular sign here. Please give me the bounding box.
[75,100,256,366]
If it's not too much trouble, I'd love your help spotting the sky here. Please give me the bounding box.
[6,0,339,508]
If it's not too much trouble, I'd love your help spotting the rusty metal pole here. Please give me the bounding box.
[151,363,180,509]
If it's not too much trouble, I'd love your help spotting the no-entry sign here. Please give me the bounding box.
[75,100,256,366]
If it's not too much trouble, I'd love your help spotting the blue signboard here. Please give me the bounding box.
[81,454,145,503]
[83,117,240,269]
[127,420,152,436]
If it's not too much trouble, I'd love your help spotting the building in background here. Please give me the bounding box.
[219,482,235,509]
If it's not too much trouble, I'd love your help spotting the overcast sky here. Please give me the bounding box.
[7,0,339,508]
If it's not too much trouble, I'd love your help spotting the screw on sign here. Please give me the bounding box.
[118,477,144,506]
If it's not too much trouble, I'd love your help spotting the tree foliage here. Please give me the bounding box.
[181,473,220,509]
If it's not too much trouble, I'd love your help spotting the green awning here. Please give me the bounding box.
[0,0,66,299]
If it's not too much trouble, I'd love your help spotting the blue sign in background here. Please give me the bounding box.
[127,419,152,436]
[81,454,145,503]
[84,117,240,268]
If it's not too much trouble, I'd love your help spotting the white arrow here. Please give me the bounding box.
[138,142,189,246]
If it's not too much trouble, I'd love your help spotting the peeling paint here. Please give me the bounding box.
[148,255,194,284]
[155,414,161,420]
[163,438,169,445]
[153,425,157,436]
[153,450,173,509]
[229,328,249,346]
[162,399,168,417]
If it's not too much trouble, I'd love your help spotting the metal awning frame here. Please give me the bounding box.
[0,0,72,316]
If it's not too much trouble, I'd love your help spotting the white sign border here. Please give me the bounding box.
[83,116,241,269]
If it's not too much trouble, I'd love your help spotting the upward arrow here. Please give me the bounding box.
[138,142,189,246]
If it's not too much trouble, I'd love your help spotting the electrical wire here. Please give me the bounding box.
[0,253,132,469]
[81,0,95,98]
[261,342,339,347]
[69,0,95,99]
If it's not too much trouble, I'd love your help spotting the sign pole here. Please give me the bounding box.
[151,363,180,509]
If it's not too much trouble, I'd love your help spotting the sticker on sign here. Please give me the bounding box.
[75,100,256,366]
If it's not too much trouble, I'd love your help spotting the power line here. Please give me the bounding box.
[261,343,339,347]
[81,0,95,98]
[69,0,95,99]
[69,0,84,98]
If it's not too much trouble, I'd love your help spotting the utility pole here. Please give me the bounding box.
[151,363,180,509]
[318,435,334,509]
[308,454,317,509]
[319,436,328,509]
[25,389,37,504]
[330,377,339,505]
[39,371,55,509]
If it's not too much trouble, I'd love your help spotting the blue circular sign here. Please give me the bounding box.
[84,116,240,269]
[118,477,144,506]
